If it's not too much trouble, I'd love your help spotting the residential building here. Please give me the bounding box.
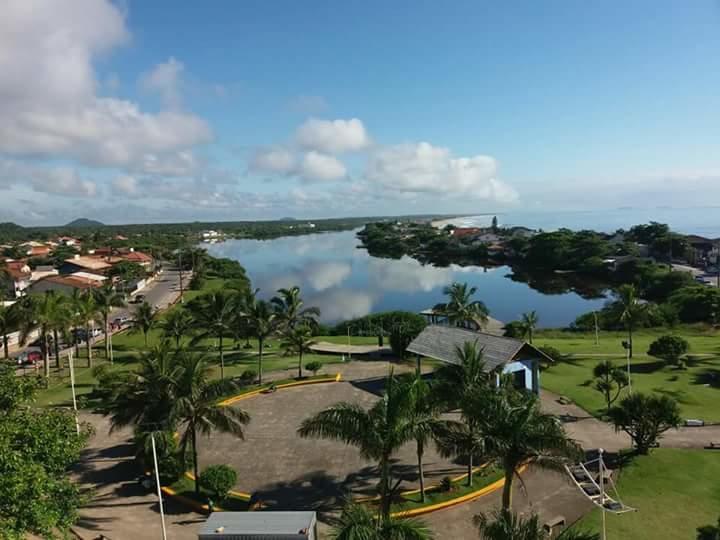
[29,273,105,295]
[198,511,317,540]
[407,325,549,394]
[685,235,720,267]
[61,255,113,275]
[121,248,154,270]
[449,227,482,239]
[30,265,59,282]
[2,260,32,297]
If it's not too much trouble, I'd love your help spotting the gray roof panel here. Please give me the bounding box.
[199,511,316,538]
[406,325,527,370]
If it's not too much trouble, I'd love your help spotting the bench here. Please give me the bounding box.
[685,418,705,427]
[705,442,720,450]
[543,516,565,533]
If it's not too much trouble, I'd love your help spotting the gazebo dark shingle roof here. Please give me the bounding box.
[406,325,541,371]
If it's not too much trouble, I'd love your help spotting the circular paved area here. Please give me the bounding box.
[198,362,466,511]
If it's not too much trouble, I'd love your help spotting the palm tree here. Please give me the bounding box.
[243,292,278,385]
[0,302,21,360]
[172,352,250,494]
[271,286,320,331]
[132,301,156,347]
[433,341,492,410]
[280,324,315,378]
[467,389,580,510]
[18,292,68,377]
[474,509,600,540]
[93,283,126,362]
[404,372,446,501]
[100,343,183,435]
[434,282,489,329]
[159,308,194,349]
[617,284,646,359]
[435,409,486,487]
[332,502,433,540]
[299,373,414,521]
[521,311,539,344]
[189,291,235,379]
[74,291,99,367]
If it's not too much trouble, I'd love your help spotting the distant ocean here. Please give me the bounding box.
[441,208,720,238]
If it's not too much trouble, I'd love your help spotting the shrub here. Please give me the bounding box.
[537,345,562,363]
[199,464,237,503]
[503,321,526,339]
[305,361,322,376]
[647,335,690,367]
[440,476,453,492]
[239,369,257,385]
[608,393,681,454]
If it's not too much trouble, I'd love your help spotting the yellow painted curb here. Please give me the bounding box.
[161,485,212,513]
[354,463,491,503]
[218,374,340,407]
[389,464,528,518]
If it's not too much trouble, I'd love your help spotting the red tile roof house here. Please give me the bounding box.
[29,273,105,295]
[2,260,32,297]
[122,249,154,270]
[449,227,483,239]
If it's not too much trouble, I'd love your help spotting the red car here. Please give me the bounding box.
[17,350,41,366]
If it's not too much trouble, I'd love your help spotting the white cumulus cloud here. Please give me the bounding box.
[365,142,518,202]
[249,147,296,174]
[139,57,185,108]
[0,0,212,172]
[0,159,96,197]
[296,118,370,154]
[299,151,347,181]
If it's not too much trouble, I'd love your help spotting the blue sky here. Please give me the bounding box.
[1,0,719,224]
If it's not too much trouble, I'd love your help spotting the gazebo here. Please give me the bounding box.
[406,325,550,394]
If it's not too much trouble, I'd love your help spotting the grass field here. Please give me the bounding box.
[536,326,720,421]
[576,449,720,539]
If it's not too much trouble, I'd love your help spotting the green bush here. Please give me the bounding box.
[503,321,526,338]
[647,335,690,367]
[537,345,562,363]
[305,361,322,375]
[239,369,257,385]
[199,464,237,502]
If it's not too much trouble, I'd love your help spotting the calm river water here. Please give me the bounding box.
[204,229,607,328]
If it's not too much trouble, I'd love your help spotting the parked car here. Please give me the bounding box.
[17,350,41,366]
[112,316,130,327]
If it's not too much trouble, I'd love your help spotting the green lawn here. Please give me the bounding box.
[536,326,720,421]
[575,449,720,540]
[29,340,346,408]
[390,466,504,513]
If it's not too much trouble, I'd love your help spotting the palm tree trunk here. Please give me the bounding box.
[43,331,50,378]
[74,329,80,358]
[628,325,633,359]
[104,314,111,361]
[501,463,514,510]
[86,323,93,368]
[417,440,425,503]
[467,453,473,487]
[258,336,263,385]
[192,427,200,496]
[53,329,61,369]
[3,334,8,360]
[219,334,224,380]
[529,327,533,344]
[379,453,392,522]
[298,349,303,379]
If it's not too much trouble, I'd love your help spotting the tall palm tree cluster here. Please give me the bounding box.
[300,343,583,540]
[3,286,120,378]
[434,282,490,330]
[174,285,320,384]
[98,344,250,495]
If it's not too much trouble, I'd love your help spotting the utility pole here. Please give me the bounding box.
[68,351,80,435]
[594,311,599,346]
[151,433,168,540]
[178,251,184,304]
